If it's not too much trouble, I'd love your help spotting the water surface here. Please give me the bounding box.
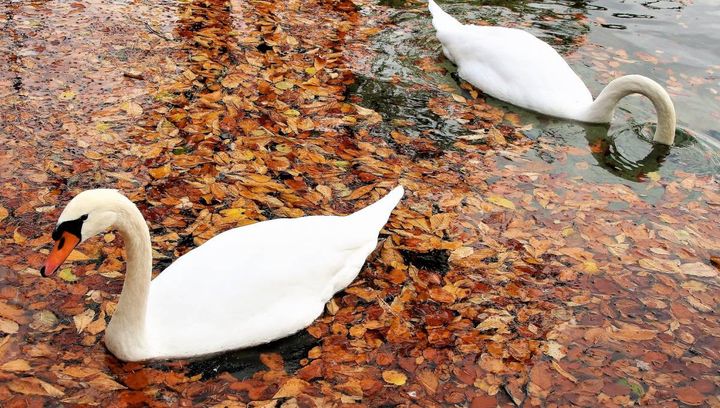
[353,0,720,183]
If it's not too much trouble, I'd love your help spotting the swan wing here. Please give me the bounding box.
[146,186,403,358]
[434,22,593,119]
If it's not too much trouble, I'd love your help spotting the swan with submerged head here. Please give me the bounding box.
[41,186,404,361]
[428,0,676,145]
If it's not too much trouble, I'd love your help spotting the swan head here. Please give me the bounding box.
[41,189,127,277]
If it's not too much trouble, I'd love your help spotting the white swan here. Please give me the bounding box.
[41,186,404,361]
[428,0,676,145]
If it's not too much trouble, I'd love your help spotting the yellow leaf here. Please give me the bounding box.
[149,164,171,179]
[582,261,599,274]
[220,208,246,222]
[58,90,76,100]
[451,94,466,103]
[0,206,8,222]
[83,150,103,160]
[67,250,90,261]
[13,229,26,244]
[305,67,317,75]
[275,81,294,90]
[382,370,407,386]
[58,268,79,282]
[95,122,112,132]
[487,195,516,210]
[647,171,661,182]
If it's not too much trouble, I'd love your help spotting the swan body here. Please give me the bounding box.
[428,0,676,145]
[41,186,404,361]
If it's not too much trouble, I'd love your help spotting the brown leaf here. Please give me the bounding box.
[273,378,309,399]
[8,377,64,397]
[88,373,127,391]
[710,256,720,270]
[551,360,577,383]
[676,386,705,406]
[0,301,28,324]
[346,184,376,201]
[416,369,438,393]
[609,325,657,341]
[429,287,456,304]
[259,352,284,371]
[1,359,31,372]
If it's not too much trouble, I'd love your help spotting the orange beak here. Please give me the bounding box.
[41,231,80,277]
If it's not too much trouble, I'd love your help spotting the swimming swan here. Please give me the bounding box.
[41,186,404,361]
[428,0,676,145]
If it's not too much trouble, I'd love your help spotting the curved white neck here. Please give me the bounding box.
[580,75,676,145]
[105,197,152,357]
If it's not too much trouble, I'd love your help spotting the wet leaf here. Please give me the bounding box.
[273,378,309,398]
[487,195,516,210]
[676,386,705,406]
[1,359,31,372]
[58,268,79,282]
[8,378,64,397]
[382,370,407,386]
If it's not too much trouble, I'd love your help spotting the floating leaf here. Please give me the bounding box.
[58,268,79,282]
[382,370,407,386]
[487,195,516,210]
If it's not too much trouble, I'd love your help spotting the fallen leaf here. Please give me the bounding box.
[1,359,31,372]
[679,262,717,277]
[676,386,705,406]
[487,195,516,210]
[74,309,95,333]
[58,268,79,282]
[8,377,64,397]
[382,370,407,386]
[273,378,309,398]
[120,101,143,117]
[149,164,171,179]
[551,360,577,383]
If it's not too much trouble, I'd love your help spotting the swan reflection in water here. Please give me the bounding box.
[583,121,720,182]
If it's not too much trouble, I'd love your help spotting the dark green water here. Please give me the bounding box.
[352,0,720,183]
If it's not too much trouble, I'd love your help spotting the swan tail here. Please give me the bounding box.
[428,0,463,31]
[347,185,404,234]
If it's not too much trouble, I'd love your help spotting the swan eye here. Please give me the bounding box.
[52,215,86,241]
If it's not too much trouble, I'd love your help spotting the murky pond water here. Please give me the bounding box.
[352,0,720,183]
